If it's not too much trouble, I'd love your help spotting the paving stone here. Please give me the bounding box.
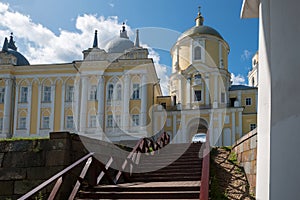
[14,180,43,195]
[0,181,14,195]
[0,168,26,180]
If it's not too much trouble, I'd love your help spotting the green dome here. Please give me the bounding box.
[178,25,223,41]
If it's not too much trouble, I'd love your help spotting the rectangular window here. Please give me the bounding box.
[20,87,28,103]
[250,124,257,131]
[108,84,113,100]
[89,85,97,100]
[42,86,51,102]
[89,115,97,128]
[0,118,3,132]
[116,84,122,100]
[221,92,226,103]
[18,117,26,129]
[132,84,140,99]
[114,115,121,127]
[246,98,252,106]
[65,85,74,102]
[42,116,50,129]
[107,115,113,127]
[132,114,140,127]
[0,87,5,103]
[194,90,202,102]
[66,116,74,129]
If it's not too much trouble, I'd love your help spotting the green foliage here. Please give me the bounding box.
[228,151,238,165]
[34,191,44,200]
[0,137,49,142]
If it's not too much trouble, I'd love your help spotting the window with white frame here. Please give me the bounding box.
[65,85,74,102]
[0,118,3,133]
[41,116,50,129]
[132,114,140,127]
[246,98,252,106]
[250,123,256,131]
[20,87,28,103]
[194,46,202,60]
[194,90,202,102]
[114,115,121,127]
[221,92,226,103]
[107,84,113,100]
[42,86,51,102]
[116,84,122,100]
[89,85,97,100]
[107,115,113,127]
[66,116,74,129]
[18,117,26,129]
[0,87,5,103]
[89,115,97,128]
[132,84,140,99]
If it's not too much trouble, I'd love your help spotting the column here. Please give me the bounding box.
[238,111,242,138]
[213,74,218,108]
[231,112,236,144]
[218,112,223,146]
[79,77,88,133]
[140,74,147,127]
[26,84,32,135]
[205,75,210,106]
[122,74,130,131]
[172,114,177,143]
[60,83,65,130]
[50,83,56,132]
[13,84,19,136]
[3,79,12,137]
[74,79,80,131]
[97,75,105,131]
[186,78,191,109]
[36,84,41,134]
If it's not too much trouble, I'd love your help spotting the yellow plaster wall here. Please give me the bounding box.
[53,81,62,131]
[242,114,257,134]
[205,40,219,67]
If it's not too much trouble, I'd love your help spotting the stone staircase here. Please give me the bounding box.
[76,143,204,200]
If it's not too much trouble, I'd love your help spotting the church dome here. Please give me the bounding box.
[106,37,134,53]
[106,23,134,53]
[1,34,30,66]
[179,25,223,41]
[6,49,30,66]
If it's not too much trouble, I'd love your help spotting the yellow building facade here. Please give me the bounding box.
[0,9,257,146]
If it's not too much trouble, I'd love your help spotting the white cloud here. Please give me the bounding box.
[145,45,170,95]
[231,73,246,85]
[0,2,170,94]
[241,49,252,61]
[109,3,115,8]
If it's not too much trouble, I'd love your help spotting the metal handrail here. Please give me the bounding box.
[18,152,94,200]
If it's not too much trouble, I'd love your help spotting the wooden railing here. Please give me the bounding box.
[18,132,170,200]
[114,131,170,183]
[18,152,95,200]
[199,131,210,200]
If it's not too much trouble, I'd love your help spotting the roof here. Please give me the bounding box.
[178,25,223,41]
[6,49,30,66]
[106,37,134,53]
[229,85,257,91]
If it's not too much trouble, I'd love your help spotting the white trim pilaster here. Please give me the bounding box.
[36,84,41,134]
[3,79,13,138]
[231,112,236,144]
[60,84,65,130]
[26,84,32,135]
[238,111,242,138]
[122,74,130,131]
[50,83,56,132]
[97,75,105,131]
[79,76,88,133]
[13,84,19,136]
[141,74,147,127]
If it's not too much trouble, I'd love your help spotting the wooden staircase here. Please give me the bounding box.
[76,143,204,200]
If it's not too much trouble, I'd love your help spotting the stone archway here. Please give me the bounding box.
[187,118,208,142]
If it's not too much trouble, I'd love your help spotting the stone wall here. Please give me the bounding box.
[0,132,89,200]
[232,128,257,195]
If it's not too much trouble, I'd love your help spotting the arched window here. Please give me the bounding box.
[116,84,122,100]
[108,84,114,100]
[194,46,202,60]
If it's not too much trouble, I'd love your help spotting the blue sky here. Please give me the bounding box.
[0,0,258,88]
